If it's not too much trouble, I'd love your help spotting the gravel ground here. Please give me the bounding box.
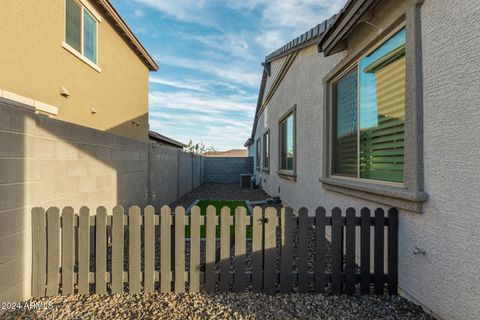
[2,292,431,320]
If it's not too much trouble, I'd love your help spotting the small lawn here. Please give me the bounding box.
[185,200,251,238]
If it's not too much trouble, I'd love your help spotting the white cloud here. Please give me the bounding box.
[134,0,209,24]
[149,90,256,116]
[157,54,261,88]
[149,77,209,92]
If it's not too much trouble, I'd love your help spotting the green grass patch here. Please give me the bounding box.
[185,200,251,238]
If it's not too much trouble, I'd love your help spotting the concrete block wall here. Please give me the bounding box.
[0,99,149,304]
[203,157,253,184]
[148,145,205,209]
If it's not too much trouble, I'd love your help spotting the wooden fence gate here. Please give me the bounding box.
[31,206,398,297]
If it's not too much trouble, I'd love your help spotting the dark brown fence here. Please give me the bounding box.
[31,206,398,297]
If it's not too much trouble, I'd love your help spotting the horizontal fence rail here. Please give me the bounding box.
[31,206,398,297]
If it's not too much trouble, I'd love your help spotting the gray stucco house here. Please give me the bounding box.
[245,0,480,319]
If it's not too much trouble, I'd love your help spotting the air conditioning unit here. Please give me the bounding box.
[240,173,253,189]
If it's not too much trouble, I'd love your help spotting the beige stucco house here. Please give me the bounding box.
[246,0,480,319]
[0,0,158,140]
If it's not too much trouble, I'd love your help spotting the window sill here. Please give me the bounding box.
[62,42,101,73]
[278,170,297,181]
[319,177,427,213]
[262,168,271,174]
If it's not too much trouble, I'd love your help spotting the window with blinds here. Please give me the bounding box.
[333,69,358,177]
[332,28,406,183]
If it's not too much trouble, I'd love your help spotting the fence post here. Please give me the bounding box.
[388,208,399,294]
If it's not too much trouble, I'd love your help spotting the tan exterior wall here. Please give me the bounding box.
[0,0,150,140]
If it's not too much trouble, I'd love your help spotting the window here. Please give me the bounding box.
[279,107,296,173]
[263,130,270,172]
[332,28,406,183]
[65,0,98,65]
[256,138,261,170]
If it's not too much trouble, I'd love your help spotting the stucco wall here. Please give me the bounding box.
[0,0,150,140]
[253,0,480,319]
[0,100,149,304]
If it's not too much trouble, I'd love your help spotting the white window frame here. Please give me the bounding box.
[63,0,101,72]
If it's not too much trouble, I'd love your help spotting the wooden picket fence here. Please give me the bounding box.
[31,206,398,297]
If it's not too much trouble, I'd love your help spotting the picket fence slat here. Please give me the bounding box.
[374,208,385,295]
[280,207,293,293]
[189,206,201,292]
[161,205,171,292]
[298,207,309,293]
[331,207,342,295]
[144,206,155,293]
[220,207,231,292]
[175,207,185,293]
[61,207,75,295]
[251,206,263,292]
[205,205,216,293]
[32,207,46,297]
[315,207,326,294]
[361,208,371,294]
[345,208,356,295]
[263,207,277,294]
[78,207,90,294]
[234,207,247,292]
[111,206,124,294]
[46,207,60,296]
[32,205,398,297]
[129,206,142,294]
[95,207,107,294]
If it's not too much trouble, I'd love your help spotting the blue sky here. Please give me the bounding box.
[113,0,346,150]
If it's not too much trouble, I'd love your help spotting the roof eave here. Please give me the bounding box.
[97,0,159,71]
[318,0,381,57]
